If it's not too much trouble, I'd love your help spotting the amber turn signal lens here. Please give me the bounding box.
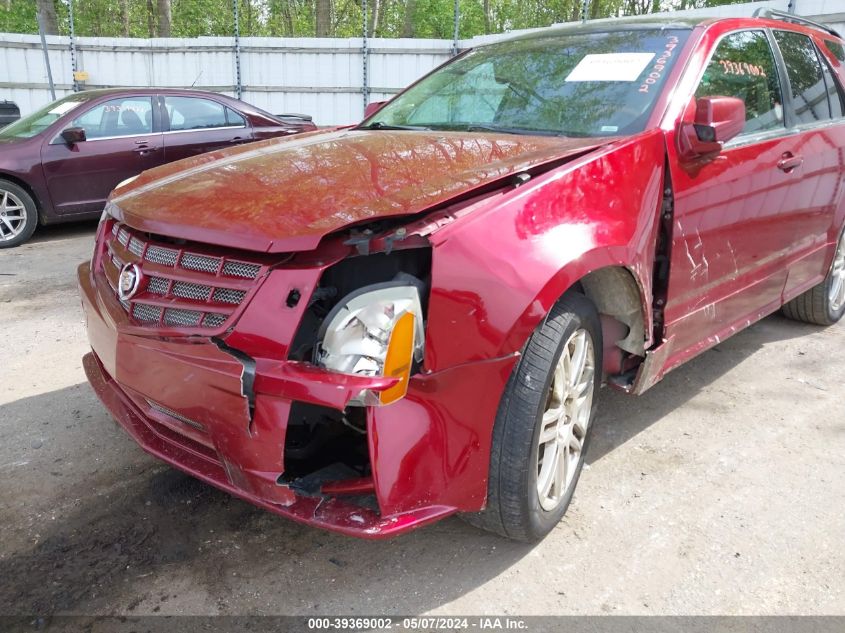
[378,311,416,405]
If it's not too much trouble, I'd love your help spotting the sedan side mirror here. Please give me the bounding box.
[678,96,745,160]
[61,126,87,145]
[363,101,387,119]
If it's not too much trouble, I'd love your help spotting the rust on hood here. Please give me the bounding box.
[111,129,610,253]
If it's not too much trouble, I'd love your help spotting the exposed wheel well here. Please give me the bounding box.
[573,266,647,375]
[0,172,44,222]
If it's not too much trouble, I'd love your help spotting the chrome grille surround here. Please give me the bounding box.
[100,222,267,331]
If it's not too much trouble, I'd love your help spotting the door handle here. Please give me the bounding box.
[133,146,160,155]
[777,153,803,173]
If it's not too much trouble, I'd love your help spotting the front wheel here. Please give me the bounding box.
[782,228,845,325]
[463,293,602,542]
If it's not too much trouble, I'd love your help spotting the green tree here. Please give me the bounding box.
[0,0,760,38]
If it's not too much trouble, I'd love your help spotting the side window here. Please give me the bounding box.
[817,42,845,119]
[774,30,831,124]
[824,39,845,63]
[226,107,246,127]
[226,108,246,127]
[165,97,230,131]
[695,30,784,136]
[70,97,153,139]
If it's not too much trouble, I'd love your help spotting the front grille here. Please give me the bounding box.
[146,245,179,266]
[100,222,267,331]
[202,313,227,328]
[222,260,261,278]
[163,308,203,327]
[172,280,211,301]
[146,277,169,295]
[212,287,246,304]
[180,253,219,274]
[133,303,163,322]
[128,236,145,257]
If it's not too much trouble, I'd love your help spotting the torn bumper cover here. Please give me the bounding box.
[78,261,514,538]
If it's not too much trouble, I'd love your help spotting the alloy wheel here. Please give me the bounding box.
[536,328,595,512]
[0,189,27,241]
[830,232,845,312]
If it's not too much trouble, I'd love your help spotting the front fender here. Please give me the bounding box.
[424,130,667,372]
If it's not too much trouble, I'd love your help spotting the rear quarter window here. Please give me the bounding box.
[774,30,842,124]
[824,39,845,63]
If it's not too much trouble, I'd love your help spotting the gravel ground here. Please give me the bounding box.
[0,223,843,617]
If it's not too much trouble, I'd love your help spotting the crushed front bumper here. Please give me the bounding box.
[79,260,516,538]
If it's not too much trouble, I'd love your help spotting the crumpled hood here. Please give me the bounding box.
[112,128,609,253]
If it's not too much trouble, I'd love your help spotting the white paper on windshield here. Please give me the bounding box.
[49,101,82,116]
[565,53,656,82]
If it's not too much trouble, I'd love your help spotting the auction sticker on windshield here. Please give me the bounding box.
[566,52,656,82]
[49,101,83,116]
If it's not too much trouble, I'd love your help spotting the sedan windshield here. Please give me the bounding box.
[363,28,689,138]
[0,93,91,140]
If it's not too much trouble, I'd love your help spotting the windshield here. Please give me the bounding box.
[0,93,91,140]
[363,29,689,138]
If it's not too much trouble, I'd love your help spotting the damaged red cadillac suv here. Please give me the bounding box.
[79,11,845,541]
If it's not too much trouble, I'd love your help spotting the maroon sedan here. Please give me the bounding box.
[80,13,845,541]
[0,88,316,247]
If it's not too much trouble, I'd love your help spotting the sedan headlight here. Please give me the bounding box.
[316,283,424,406]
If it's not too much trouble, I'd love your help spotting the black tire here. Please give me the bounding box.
[0,179,38,248]
[462,292,603,542]
[782,229,845,326]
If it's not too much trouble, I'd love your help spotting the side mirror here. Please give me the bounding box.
[363,101,387,119]
[61,127,87,145]
[678,96,745,160]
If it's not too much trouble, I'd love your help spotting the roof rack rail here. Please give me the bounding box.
[753,8,842,39]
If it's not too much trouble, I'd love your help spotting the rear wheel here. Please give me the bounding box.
[0,180,38,248]
[782,228,845,325]
[463,293,602,542]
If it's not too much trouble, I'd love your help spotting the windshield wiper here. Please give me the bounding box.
[359,121,431,131]
[463,124,575,137]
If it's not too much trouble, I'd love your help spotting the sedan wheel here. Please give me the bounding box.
[536,329,595,511]
[0,190,27,241]
[0,180,38,248]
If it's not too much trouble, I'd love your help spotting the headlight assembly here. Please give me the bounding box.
[316,282,425,406]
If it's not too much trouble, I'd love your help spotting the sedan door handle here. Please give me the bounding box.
[777,153,803,173]
[133,145,160,155]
